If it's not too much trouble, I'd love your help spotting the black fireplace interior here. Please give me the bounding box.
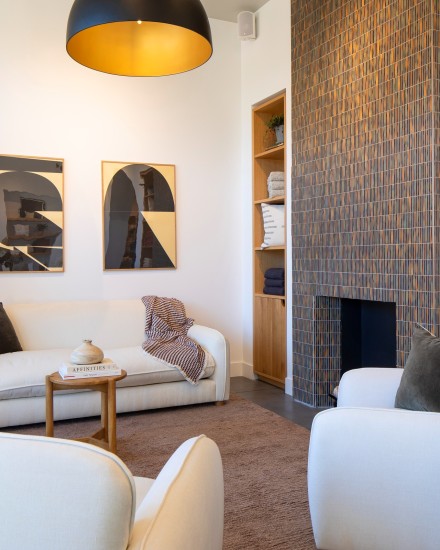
[341,299,396,376]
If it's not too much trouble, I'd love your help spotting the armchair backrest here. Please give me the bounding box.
[337,367,403,408]
[0,433,136,550]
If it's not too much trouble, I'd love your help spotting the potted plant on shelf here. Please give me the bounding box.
[266,114,284,146]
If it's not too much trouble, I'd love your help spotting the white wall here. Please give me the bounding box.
[0,2,244,366]
[240,0,293,389]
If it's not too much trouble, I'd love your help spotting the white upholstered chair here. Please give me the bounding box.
[308,368,440,550]
[0,432,224,550]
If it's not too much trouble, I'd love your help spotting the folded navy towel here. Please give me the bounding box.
[264,278,284,288]
[263,286,285,296]
[265,267,285,280]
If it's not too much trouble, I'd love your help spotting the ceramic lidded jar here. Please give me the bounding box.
[70,339,104,365]
[275,124,284,145]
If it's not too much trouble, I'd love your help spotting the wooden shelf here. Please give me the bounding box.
[254,246,285,251]
[255,144,284,160]
[255,293,286,300]
[254,195,285,205]
[252,91,286,389]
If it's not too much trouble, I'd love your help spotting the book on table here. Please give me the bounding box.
[59,359,121,379]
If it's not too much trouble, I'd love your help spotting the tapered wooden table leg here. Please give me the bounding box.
[107,379,117,454]
[101,386,108,441]
[45,375,54,437]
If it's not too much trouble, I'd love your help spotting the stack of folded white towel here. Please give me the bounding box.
[267,171,285,198]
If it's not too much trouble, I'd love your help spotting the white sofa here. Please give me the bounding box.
[0,300,230,428]
[308,368,440,550]
[0,432,224,550]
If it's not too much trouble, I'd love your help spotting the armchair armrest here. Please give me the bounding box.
[308,407,440,550]
[337,367,403,408]
[128,435,224,550]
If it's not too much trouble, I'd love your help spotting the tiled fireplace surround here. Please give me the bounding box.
[290,0,440,406]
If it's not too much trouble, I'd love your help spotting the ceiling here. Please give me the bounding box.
[202,0,270,22]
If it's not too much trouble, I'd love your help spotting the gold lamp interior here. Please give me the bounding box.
[67,21,213,77]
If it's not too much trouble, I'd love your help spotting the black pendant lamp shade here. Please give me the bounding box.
[66,0,213,76]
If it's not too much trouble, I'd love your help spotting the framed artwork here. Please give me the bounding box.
[0,154,64,272]
[102,161,176,270]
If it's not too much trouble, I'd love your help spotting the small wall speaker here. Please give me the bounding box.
[238,11,256,40]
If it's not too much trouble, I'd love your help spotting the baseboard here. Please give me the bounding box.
[230,361,256,380]
[232,364,293,393]
[284,375,293,396]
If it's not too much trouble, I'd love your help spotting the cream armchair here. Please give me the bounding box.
[308,368,440,550]
[0,433,224,550]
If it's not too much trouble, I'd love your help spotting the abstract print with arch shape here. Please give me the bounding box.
[103,161,176,270]
[0,154,64,272]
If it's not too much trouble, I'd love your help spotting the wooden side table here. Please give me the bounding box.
[45,370,127,454]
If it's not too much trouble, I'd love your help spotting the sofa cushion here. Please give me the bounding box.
[0,347,215,400]
[0,303,22,355]
[111,347,215,389]
[395,324,440,412]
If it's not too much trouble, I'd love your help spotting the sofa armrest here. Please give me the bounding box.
[308,407,440,550]
[188,324,230,401]
[337,367,403,408]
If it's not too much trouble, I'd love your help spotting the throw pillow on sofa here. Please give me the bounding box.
[395,324,440,412]
[0,303,22,354]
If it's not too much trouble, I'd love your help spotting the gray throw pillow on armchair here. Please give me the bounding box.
[395,324,440,412]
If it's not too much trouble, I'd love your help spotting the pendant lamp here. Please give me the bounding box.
[66,0,213,77]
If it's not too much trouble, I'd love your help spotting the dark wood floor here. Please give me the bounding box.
[231,376,324,430]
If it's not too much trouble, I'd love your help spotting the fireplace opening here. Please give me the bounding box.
[341,298,396,376]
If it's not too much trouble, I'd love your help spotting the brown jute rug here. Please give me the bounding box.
[5,394,316,549]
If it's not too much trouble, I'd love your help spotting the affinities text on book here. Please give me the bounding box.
[63,363,118,373]
[59,359,121,379]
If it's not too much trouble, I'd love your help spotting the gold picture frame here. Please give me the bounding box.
[102,161,176,270]
[0,154,64,272]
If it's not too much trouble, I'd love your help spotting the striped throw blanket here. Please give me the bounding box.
[141,296,207,384]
